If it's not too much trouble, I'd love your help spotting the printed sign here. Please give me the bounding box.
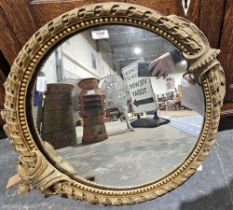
[122,62,157,113]
[91,30,109,40]
[36,76,47,92]
[166,77,175,90]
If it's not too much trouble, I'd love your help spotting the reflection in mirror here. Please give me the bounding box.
[32,25,204,187]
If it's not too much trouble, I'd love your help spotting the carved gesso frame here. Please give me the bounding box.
[2,3,225,205]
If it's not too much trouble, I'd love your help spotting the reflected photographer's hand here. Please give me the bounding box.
[149,52,175,79]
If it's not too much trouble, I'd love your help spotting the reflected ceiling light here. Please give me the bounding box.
[134,47,142,55]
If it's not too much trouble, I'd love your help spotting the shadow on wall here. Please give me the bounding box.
[179,179,233,210]
[218,116,233,131]
[0,127,6,139]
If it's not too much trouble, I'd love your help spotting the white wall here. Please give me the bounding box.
[97,53,113,77]
[40,31,115,84]
[62,56,96,79]
[61,31,114,79]
[40,52,57,84]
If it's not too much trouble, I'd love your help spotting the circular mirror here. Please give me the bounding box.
[3,3,225,205]
[32,25,205,187]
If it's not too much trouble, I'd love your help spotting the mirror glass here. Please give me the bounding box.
[31,25,205,187]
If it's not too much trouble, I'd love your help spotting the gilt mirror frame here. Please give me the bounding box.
[2,2,226,205]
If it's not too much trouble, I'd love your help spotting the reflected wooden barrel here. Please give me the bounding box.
[40,83,77,149]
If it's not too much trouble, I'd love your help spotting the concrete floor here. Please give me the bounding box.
[57,122,198,187]
[0,128,233,210]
